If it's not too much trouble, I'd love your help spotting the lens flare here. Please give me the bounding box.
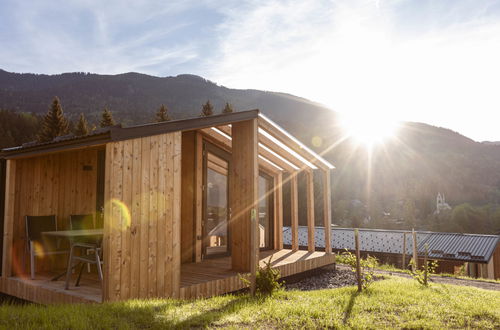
[106,198,132,231]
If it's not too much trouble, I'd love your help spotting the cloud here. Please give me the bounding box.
[2,0,500,140]
[0,0,207,74]
[208,0,500,141]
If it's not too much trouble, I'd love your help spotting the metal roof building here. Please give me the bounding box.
[283,226,499,264]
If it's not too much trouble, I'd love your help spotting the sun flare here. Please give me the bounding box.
[340,113,399,147]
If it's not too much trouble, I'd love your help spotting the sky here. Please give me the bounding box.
[1,0,500,141]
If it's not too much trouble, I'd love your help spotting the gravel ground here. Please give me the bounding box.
[285,265,379,291]
[284,264,500,292]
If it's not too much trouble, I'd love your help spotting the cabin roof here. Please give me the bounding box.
[283,226,500,263]
[0,109,334,169]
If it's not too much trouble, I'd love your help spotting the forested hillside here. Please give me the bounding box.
[1,69,499,234]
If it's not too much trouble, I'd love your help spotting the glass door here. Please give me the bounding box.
[202,143,231,258]
[258,172,274,250]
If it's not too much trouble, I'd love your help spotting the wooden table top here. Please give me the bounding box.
[42,229,103,237]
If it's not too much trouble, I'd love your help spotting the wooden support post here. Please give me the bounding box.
[306,170,315,252]
[354,229,362,292]
[274,172,283,250]
[2,159,16,278]
[323,170,332,254]
[195,133,203,262]
[412,228,418,272]
[290,173,299,251]
[230,119,259,273]
[250,209,257,295]
[402,232,407,269]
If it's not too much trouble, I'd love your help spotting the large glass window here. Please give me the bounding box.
[204,151,229,257]
[258,173,274,249]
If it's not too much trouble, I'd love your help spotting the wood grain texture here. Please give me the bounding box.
[306,170,315,252]
[322,170,332,254]
[230,119,259,273]
[102,132,182,301]
[1,159,16,277]
[290,173,299,251]
[3,149,99,279]
[179,249,335,299]
[274,172,283,250]
[181,131,196,264]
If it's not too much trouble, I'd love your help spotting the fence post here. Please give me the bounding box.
[402,232,407,269]
[412,228,418,272]
[354,229,362,292]
[424,243,428,286]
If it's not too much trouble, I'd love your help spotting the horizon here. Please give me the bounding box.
[1,67,496,144]
[1,1,500,141]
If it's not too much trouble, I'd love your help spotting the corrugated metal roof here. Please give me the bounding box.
[283,226,499,263]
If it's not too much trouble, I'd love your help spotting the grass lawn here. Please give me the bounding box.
[1,277,499,329]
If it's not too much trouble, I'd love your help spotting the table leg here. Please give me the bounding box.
[64,244,75,290]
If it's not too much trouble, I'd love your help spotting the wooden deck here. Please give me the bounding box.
[180,249,335,299]
[0,249,334,304]
[0,272,102,304]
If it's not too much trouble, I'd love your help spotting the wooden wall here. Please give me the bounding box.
[102,132,182,302]
[230,119,259,272]
[2,148,100,277]
[181,131,202,264]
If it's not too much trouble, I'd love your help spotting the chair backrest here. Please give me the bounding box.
[95,212,104,229]
[69,214,95,230]
[25,215,57,242]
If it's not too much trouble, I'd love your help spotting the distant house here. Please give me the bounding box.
[0,109,335,304]
[284,226,500,280]
[435,192,452,214]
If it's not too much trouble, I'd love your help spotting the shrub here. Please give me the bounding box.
[338,249,379,289]
[409,258,438,286]
[240,257,283,296]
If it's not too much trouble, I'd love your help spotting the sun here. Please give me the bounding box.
[340,113,399,147]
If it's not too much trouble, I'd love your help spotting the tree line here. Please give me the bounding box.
[1,97,235,147]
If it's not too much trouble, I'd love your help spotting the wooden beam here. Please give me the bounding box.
[172,132,182,298]
[323,170,332,254]
[200,127,291,173]
[290,173,299,251]
[274,172,283,250]
[257,145,297,173]
[306,170,315,252]
[230,119,258,276]
[102,143,113,301]
[258,116,331,171]
[1,160,16,278]
[195,133,203,262]
[258,133,305,171]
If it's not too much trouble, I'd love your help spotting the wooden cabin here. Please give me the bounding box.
[0,109,335,304]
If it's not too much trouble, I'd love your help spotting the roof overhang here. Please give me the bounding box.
[0,109,335,172]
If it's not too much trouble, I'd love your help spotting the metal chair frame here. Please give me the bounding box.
[25,215,68,280]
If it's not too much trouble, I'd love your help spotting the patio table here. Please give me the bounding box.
[42,229,103,281]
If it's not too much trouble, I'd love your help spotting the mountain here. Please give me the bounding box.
[0,69,336,137]
[1,69,500,233]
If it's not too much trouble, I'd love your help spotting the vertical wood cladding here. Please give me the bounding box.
[102,132,182,301]
[5,148,100,277]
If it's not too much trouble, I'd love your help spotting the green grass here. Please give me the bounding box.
[0,277,499,329]
[376,263,500,283]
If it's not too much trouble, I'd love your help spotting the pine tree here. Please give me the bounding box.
[37,96,69,142]
[222,102,234,114]
[100,107,115,128]
[155,104,171,122]
[201,100,214,116]
[74,113,90,136]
